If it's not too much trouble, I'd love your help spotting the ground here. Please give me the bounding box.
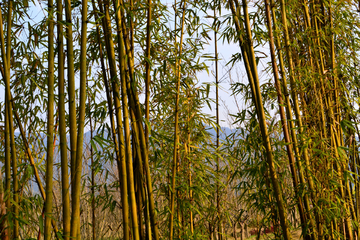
[228,229,302,240]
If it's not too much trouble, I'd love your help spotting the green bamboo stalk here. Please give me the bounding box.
[94,4,129,237]
[176,155,182,240]
[0,154,8,240]
[235,0,292,239]
[134,156,144,240]
[70,0,88,237]
[64,0,77,188]
[331,125,354,240]
[113,0,160,238]
[10,110,18,239]
[0,3,18,238]
[5,1,17,237]
[326,2,354,238]
[0,87,61,237]
[144,0,152,147]
[131,134,144,239]
[88,89,96,240]
[277,1,321,239]
[102,2,129,238]
[302,0,327,140]
[185,101,193,235]
[57,0,70,237]
[227,0,260,110]
[4,96,10,239]
[263,0,308,237]
[269,3,317,238]
[126,61,159,240]
[214,6,222,240]
[117,17,140,240]
[44,0,55,236]
[6,0,12,67]
[0,47,9,239]
[92,0,121,167]
[130,109,151,239]
[169,1,187,238]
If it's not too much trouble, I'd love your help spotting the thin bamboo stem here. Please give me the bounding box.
[102,2,129,238]
[145,0,152,147]
[70,0,88,237]
[264,0,308,237]
[169,1,187,238]
[44,0,55,236]
[0,4,18,238]
[57,0,70,238]
[214,5,222,240]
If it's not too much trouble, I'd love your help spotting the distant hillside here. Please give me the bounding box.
[206,126,237,141]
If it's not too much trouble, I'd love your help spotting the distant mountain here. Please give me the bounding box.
[206,126,237,141]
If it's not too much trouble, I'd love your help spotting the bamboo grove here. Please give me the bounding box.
[0,0,360,239]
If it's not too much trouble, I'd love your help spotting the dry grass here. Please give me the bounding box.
[227,229,303,240]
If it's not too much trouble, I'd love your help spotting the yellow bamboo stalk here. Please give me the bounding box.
[169,1,187,238]
[118,20,140,240]
[114,0,160,238]
[57,0,70,238]
[228,0,292,238]
[102,1,129,238]
[214,6,222,240]
[70,0,88,237]
[0,3,18,238]
[264,0,308,236]
[44,0,55,236]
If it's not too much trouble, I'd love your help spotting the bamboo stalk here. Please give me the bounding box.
[102,2,129,238]
[269,2,317,238]
[228,0,260,110]
[263,0,308,237]
[169,1,187,238]
[0,80,61,237]
[93,0,121,170]
[64,0,77,191]
[130,109,151,239]
[185,97,193,235]
[3,97,10,240]
[214,6,222,240]
[114,0,160,238]
[57,0,70,238]
[0,3,18,238]
[145,0,152,147]
[6,1,18,237]
[132,135,145,239]
[44,0,55,236]
[0,153,8,240]
[118,18,140,240]
[88,90,96,240]
[4,93,10,240]
[70,0,88,237]
[229,0,292,238]
[277,1,322,239]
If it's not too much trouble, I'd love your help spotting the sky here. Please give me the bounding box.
[0,0,273,130]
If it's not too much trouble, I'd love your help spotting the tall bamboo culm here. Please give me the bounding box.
[70,0,88,237]
[0,2,18,238]
[57,0,71,237]
[44,0,55,236]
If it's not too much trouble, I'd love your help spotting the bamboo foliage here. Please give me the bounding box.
[0,0,360,239]
[227,0,360,239]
